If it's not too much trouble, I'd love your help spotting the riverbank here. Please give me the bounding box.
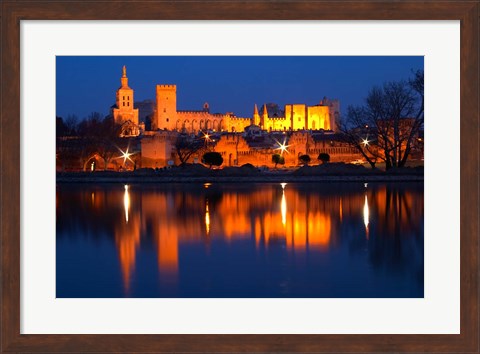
[57,163,424,183]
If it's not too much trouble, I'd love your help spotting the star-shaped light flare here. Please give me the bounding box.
[116,146,135,165]
[274,138,290,155]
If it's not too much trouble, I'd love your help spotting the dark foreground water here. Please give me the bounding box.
[56,182,424,298]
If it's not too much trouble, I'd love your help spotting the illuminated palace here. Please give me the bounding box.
[107,66,355,168]
[151,84,339,133]
[113,66,339,135]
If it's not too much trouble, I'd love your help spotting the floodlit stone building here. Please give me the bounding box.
[112,65,340,136]
[254,99,339,132]
[152,84,252,133]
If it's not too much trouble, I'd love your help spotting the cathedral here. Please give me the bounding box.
[112,66,340,135]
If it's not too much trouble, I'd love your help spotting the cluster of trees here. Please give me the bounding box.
[272,153,330,168]
[56,112,135,171]
[268,70,424,172]
[338,70,424,169]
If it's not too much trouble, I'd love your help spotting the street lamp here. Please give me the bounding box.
[275,138,290,155]
[116,146,136,169]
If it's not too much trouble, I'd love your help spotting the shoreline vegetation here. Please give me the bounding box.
[57,162,424,183]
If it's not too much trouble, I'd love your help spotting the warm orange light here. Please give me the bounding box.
[205,199,210,236]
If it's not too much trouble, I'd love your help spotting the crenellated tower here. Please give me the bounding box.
[154,84,177,131]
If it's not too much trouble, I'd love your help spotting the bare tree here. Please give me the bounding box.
[338,70,424,169]
[96,138,119,170]
[174,133,204,165]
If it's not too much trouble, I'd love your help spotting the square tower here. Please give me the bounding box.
[154,85,177,131]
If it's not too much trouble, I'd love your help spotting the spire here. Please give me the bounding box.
[253,104,260,126]
[121,65,129,88]
[259,104,268,129]
[262,104,268,118]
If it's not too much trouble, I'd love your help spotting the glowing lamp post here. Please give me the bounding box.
[274,138,290,156]
[117,146,136,170]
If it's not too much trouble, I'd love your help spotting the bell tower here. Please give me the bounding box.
[112,66,139,134]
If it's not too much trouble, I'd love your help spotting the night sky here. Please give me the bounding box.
[56,56,423,120]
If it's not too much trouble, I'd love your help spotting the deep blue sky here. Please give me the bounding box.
[56,56,423,120]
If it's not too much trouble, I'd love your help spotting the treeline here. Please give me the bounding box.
[56,112,137,171]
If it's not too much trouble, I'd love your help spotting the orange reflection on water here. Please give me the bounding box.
[156,224,178,275]
[205,199,210,236]
[107,183,422,294]
[115,188,140,292]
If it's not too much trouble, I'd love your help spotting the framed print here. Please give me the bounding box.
[1,1,478,353]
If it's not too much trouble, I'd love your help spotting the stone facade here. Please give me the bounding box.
[152,84,252,133]
[140,131,177,168]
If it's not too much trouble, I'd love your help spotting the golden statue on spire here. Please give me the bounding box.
[122,65,127,77]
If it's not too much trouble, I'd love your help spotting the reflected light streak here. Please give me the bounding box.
[281,191,287,226]
[205,199,210,236]
[363,194,369,239]
[339,198,343,222]
[124,185,130,223]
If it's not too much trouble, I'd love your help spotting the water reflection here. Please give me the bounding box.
[281,183,287,226]
[364,194,369,239]
[123,185,130,223]
[56,182,424,298]
[205,199,210,236]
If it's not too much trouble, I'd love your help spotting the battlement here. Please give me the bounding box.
[156,84,176,90]
[266,116,286,120]
[230,116,251,121]
[178,110,211,115]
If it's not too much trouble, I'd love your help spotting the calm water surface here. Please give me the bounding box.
[56,182,423,298]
